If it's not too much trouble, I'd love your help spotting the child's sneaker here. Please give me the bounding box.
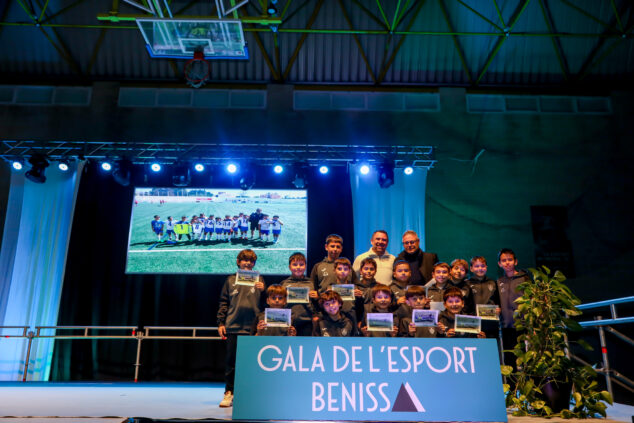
[219,391,233,407]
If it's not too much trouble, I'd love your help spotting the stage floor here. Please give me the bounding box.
[0,382,631,422]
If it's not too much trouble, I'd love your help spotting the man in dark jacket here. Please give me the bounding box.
[395,230,438,284]
[248,208,263,239]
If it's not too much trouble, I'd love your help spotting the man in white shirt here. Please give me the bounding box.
[352,230,395,285]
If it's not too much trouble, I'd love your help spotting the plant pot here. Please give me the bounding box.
[542,379,573,412]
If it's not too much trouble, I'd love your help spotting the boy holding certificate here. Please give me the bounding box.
[358,257,379,305]
[426,262,451,311]
[252,284,297,336]
[389,260,412,305]
[217,249,265,408]
[332,257,364,332]
[398,286,438,338]
[313,291,354,337]
[360,285,398,337]
[466,256,501,339]
[281,252,318,336]
[438,287,485,339]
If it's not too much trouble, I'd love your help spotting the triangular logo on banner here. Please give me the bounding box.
[392,382,426,412]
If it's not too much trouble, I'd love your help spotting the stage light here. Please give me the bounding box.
[377,161,395,189]
[172,163,191,187]
[239,166,256,190]
[273,165,284,174]
[113,159,132,186]
[151,163,161,172]
[267,0,278,15]
[319,165,329,174]
[25,154,49,184]
[293,164,308,189]
[360,164,370,175]
[11,160,23,171]
[403,166,414,175]
[101,161,112,171]
[58,159,70,172]
[194,163,205,172]
[227,163,238,174]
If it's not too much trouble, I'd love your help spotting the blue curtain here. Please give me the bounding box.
[349,164,428,258]
[0,162,82,381]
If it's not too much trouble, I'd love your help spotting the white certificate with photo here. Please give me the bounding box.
[366,313,393,332]
[429,301,445,311]
[332,284,355,301]
[264,308,291,327]
[235,269,259,286]
[454,314,482,334]
[286,286,310,304]
[476,304,499,320]
[412,309,439,327]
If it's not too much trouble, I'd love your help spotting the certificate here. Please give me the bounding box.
[454,314,482,334]
[366,313,393,332]
[476,304,499,321]
[235,269,259,286]
[429,301,445,311]
[412,309,439,327]
[287,286,310,304]
[264,308,291,327]
[332,284,355,301]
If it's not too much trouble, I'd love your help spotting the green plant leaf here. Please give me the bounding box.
[532,400,546,409]
[600,391,613,405]
[500,365,513,376]
[576,339,593,351]
[573,392,582,404]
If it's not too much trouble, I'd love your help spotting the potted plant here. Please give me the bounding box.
[501,266,613,418]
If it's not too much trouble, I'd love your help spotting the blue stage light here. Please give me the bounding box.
[273,165,283,174]
[360,164,370,175]
[319,165,329,174]
[151,163,161,172]
[58,160,69,172]
[194,163,205,172]
[12,160,23,171]
[404,166,414,175]
[101,162,112,171]
[227,163,238,174]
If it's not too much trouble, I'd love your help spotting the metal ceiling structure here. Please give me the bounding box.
[1,0,633,89]
[0,141,436,168]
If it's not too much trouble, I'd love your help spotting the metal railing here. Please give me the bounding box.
[0,325,222,382]
[572,296,634,396]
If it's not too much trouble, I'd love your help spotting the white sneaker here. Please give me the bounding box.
[219,391,233,408]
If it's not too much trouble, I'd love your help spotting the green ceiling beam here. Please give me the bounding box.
[338,0,377,84]
[282,0,324,81]
[475,0,531,85]
[538,0,569,81]
[350,0,388,29]
[455,0,503,32]
[492,0,505,28]
[375,0,390,29]
[438,0,472,84]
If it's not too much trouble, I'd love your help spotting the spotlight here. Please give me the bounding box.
[377,161,395,189]
[101,161,112,171]
[267,0,278,15]
[403,166,414,175]
[112,159,132,186]
[292,164,308,189]
[319,165,329,175]
[11,159,23,171]
[227,163,238,174]
[150,163,161,172]
[172,163,191,187]
[273,165,284,174]
[359,164,370,175]
[58,159,70,172]
[25,154,49,184]
[239,166,256,190]
[194,163,205,172]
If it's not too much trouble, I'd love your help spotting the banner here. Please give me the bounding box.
[233,337,507,422]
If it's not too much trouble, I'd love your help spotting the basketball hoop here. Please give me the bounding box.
[184,49,211,89]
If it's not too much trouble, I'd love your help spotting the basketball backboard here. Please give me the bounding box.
[136,18,248,59]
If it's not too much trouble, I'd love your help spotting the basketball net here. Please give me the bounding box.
[184,50,211,89]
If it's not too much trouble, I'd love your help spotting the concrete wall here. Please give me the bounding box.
[1,83,632,301]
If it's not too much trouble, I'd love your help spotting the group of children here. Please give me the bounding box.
[150,213,284,243]
[216,233,528,407]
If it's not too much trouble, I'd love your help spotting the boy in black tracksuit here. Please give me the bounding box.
[398,285,438,338]
[252,284,297,336]
[310,234,359,294]
[449,259,475,314]
[330,257,363,333]
[497,248,530,367]
[280,252,318,336]
[466,256,501,340]
[389,260,411,306]
[360,285,398,337]
[425,262,451,309]
[438,286,485,339]
[217,249,265,407]
[313,291,354,337]
[357,257,379,305]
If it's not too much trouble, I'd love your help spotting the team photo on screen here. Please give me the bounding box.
[126,188,307,274]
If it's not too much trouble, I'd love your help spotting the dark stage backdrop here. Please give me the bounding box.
[50,162,355,381]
